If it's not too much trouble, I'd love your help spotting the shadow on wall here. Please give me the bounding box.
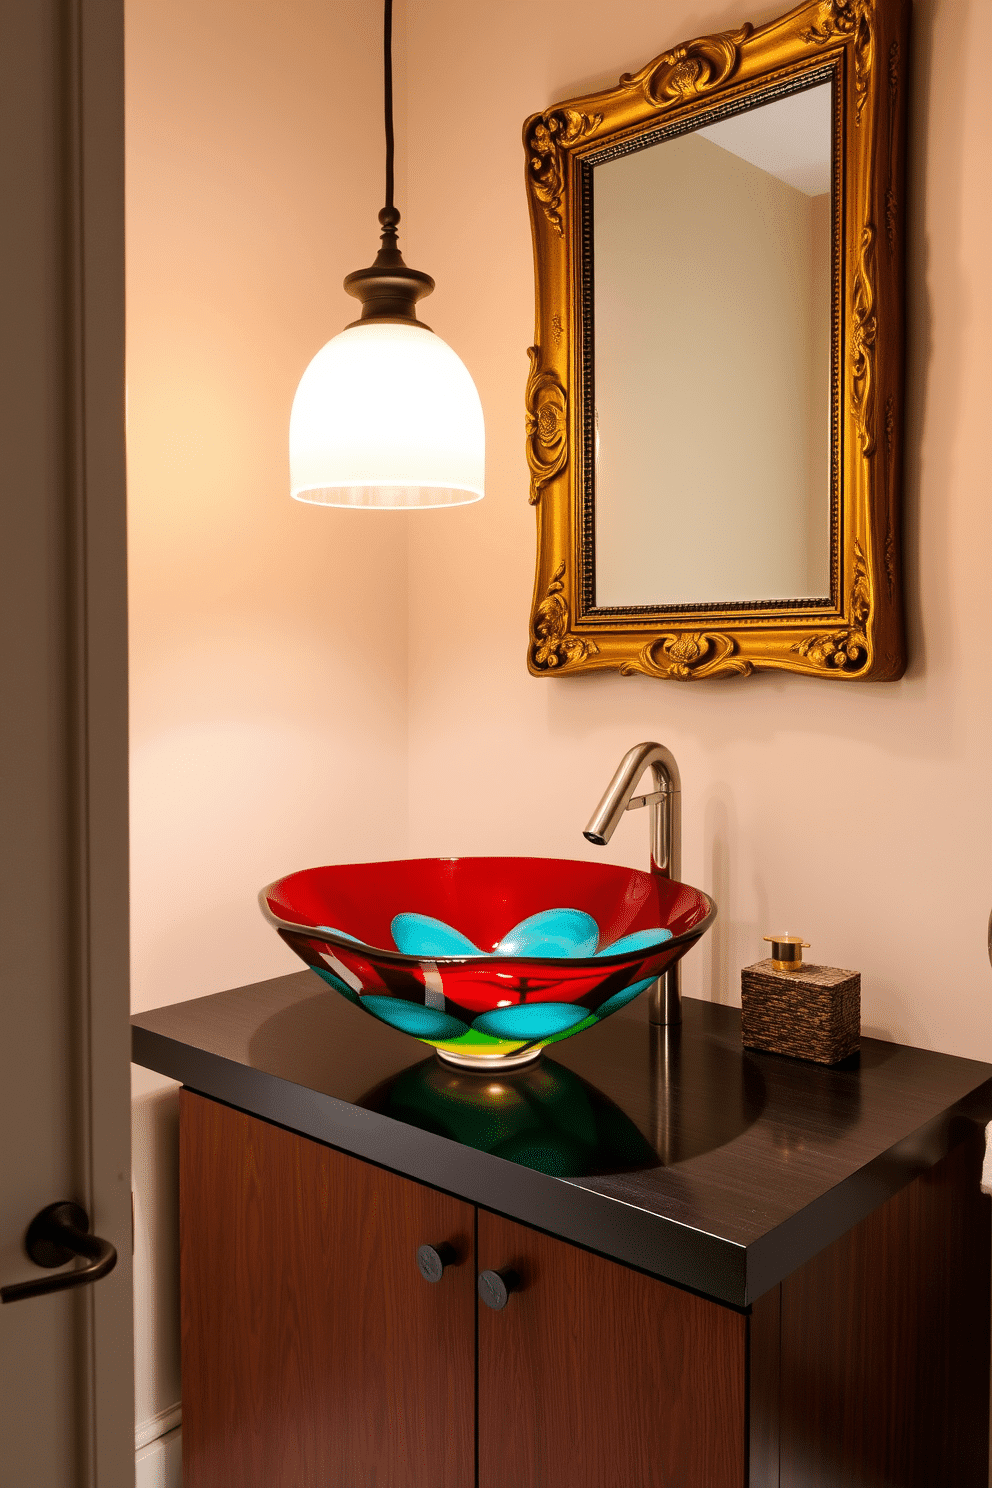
[703,786,772,1006]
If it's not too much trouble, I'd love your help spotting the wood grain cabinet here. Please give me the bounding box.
[477,1210,747,1488]
[180,1092,475,1488]
[179,1088,989,1488]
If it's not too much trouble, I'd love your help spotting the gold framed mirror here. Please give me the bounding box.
[524,0,907,681]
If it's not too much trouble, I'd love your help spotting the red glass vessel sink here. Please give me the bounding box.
[260,857,715,1070]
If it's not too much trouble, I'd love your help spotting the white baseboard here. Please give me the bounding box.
[135,1402,181,1451]
[135,1424,181,1488]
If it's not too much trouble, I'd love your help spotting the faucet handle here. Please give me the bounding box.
[625,789,667,811]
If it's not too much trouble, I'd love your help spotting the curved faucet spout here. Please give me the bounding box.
[583,742,682,1024]
[583,742,681,878]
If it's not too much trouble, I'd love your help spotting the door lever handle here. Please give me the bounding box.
[1,1201,117,1304]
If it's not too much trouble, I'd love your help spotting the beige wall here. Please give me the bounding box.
[125,0,409,1447]
[403,0,992,1055]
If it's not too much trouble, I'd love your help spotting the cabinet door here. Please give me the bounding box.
[180,1090,475,1488]
[478,1210,746,1488]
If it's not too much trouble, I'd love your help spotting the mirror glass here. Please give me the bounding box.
[592,82,833,608]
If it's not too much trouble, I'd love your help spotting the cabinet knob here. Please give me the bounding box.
[478,1267,520,1310]
[416,1242,457,1283]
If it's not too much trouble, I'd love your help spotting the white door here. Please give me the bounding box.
[0,0,133,1483]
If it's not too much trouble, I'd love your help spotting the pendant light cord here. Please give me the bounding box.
[347,0,433,319]
[380,0,399,240]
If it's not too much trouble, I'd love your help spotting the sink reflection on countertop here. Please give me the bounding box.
[545,1004,769,1168]
[242,983,769,1180]
[643,1021,767,1166]
[356,1008,771,1180]
[357,1055,660,1179]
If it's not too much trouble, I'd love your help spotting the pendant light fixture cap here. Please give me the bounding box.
[344,207,434,329]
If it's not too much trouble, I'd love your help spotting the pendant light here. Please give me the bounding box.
[289,0,484,509]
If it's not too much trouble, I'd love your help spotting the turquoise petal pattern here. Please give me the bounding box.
[391,913,483,958]
[311,965,360,1003]
[472,1002,590,1040]
[314,925,367,945]
[359,995,468,1041]
[595,976,658,1019]
[495,908,599,959]
[596,927,673,957]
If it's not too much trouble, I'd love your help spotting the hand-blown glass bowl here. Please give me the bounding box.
[260,857,715,1070]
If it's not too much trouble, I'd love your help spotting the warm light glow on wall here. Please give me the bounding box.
[290,322,484,509]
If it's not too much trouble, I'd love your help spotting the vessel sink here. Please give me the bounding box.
[260,856,715,1070]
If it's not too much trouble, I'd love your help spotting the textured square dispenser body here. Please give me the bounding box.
[741,959,860,1065]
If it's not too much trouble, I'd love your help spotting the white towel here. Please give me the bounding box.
[982,1121,992,1196]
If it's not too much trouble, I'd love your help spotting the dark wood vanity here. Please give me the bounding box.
[133,972,992,1487]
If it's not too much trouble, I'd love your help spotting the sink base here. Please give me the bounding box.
[434,1046,544,1072]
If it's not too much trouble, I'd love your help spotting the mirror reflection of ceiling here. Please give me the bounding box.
[592,82,832,610]
[695,85,832,196]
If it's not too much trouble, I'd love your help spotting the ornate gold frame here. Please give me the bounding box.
[524,0,908,681]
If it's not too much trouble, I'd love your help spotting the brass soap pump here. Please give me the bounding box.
[763,934,810,972]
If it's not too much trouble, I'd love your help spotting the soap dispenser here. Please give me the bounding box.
[740,935,860,1064]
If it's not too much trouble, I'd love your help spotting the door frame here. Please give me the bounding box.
[58,0,132,1478]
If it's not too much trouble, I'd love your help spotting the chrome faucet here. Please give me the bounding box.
[583,742,682,1025]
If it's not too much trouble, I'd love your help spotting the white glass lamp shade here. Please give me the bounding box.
[289,322,485,508]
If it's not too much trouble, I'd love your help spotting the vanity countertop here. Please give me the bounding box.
[131,972,992,1308]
